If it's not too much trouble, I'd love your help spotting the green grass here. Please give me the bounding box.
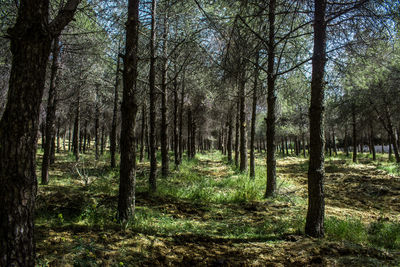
[325,216,400,249]
[35,148,400,266]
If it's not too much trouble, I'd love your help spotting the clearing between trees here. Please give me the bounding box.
[35,150,400,266]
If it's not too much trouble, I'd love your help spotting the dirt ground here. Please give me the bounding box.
[35,153,400,266]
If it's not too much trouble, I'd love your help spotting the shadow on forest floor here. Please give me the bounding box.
[35,151,400,266]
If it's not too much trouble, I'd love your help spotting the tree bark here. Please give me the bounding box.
[178,72,185,164]
[239,66,247,172]
[352,104,357,162]
[0,0,80,264]
[140,104,146,162]
[235,98,240,168]
[41,36,61,185]
[227,107,233,163]
[250,50,259,179]
[95,85,100,160]
[149,0,157,192]
[305,0,327,238]
[110,48,120,168]
[160,13,169,177]
[370,123,376,161]
[187,107,192,159]
[265,0,277,197]
[118,0,139,222]
[173,77,179,168]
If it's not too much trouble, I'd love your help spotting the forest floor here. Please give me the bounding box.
[34,150,400,266]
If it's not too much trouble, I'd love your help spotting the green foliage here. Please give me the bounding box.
[325,216,400,250]
[325,217,367,244]
[368,220,400,249]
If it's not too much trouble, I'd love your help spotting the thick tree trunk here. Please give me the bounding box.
[42,36,61,185]
[149,0,157,192]
[250,51,259,179]
[110,49,120,168]
[0,0,80,264]
[118,0,139,222]
[160,14,169,177]
[305,0,327,238]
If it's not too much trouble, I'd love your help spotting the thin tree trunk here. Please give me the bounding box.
[239,66,247,172]
[110,48,120,168]
[140,104,146,162]
[42,35,61,185]
[178,72,185,164]
[227,108,233,163]
[173,77,179,168]
[160,13,169,177]
[352,104,357,162]
[235,98,240,168]
[250,50,259,178]
[370,123,376,161]
[149,0,157,192]
[187,107,192,159]
[305,0,327,238]
[118,0,139,222]
[73,88,80,162]
[95,85,100,160]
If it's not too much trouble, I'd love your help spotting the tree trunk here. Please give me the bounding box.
[118,0,139,222]
[173,76,179,168]
[344,125,349,157]
[250,50,259,179]
[101,122,105,155]
[234,98,240,168]
[352,104,357,162]
[305,0,327,238]
[110,48,120,168]
[178,72,185,164]
[370,123,376,161]
[56,119,61,153]
[73,88,80,161]
[265,0,277,196]
[239,67,247,172]
[0,0,80,264]
[41,36,61,185]
[149,0,157,192]
[140,104,146,162]
[95,85,100,160]
[160,13,169,177]
[187,107,192,159]
[227,108,233,163]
